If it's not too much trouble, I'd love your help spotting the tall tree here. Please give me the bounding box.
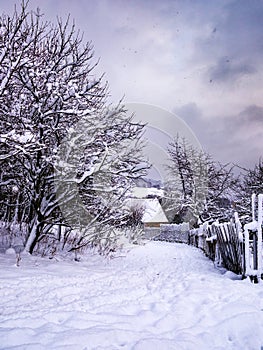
[163,137,207,227]
[164,136,237,227]
[0,2,147,254]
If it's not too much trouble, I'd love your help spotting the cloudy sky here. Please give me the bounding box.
[1,0,263,173]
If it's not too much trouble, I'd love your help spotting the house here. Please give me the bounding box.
[128,187,169,227]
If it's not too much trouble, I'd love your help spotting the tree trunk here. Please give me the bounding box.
[25,217,43,254]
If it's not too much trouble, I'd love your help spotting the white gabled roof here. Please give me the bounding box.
[142,198,168,223]
[131,187,164,199]
[129,198,168,223]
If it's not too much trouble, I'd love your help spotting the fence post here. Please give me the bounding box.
[252,193,256,222]
[253,233,258,270]
[243,221,257,277]
[257,194,263,280]
[243,194,263,281]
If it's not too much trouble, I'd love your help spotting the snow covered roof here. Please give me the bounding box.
[129,198,168,224]
[131,187,164,199]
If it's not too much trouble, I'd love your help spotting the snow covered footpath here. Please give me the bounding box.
[0,241,263,350]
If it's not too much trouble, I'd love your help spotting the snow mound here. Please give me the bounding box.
[5,247,16,255]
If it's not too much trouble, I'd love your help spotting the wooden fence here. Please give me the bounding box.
[146,194,263,281]
[189,223,243,275]
[214,223,243,275]
[156,221,244,276]
[154,219,263,281]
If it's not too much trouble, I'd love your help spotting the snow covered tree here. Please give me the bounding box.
[163,136,237,227]
[54,104,147,253]
[163,137,207,227]
[0,1,40,234]
[202,160,238,223]
[0,2,148,254]
[235,159,263,219]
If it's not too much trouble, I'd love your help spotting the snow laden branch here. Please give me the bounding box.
[54,105,149,253]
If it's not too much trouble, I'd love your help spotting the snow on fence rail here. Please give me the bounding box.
[189,224,218,262]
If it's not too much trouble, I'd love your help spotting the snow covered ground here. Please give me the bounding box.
[0,241,262,350]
